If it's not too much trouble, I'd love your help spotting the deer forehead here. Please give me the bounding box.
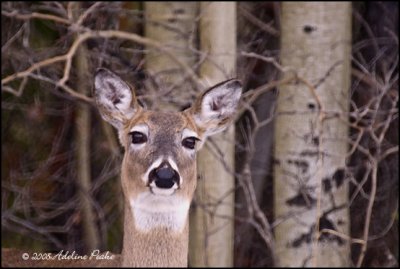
[125,111,199,139]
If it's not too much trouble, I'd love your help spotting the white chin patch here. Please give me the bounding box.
[130,192,190,232]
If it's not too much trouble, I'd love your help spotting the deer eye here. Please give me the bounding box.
[130,131,147,144]
[182,137,199,150]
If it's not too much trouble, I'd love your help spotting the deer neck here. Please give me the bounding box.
[121,195,190,267]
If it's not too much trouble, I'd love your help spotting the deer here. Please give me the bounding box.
[1,68,242,267]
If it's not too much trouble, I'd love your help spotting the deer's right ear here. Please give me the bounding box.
[93,68,140,130]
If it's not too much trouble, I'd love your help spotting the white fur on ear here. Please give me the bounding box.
[202,80,241,120]
[94,68,137,129]
[193,79,242,136]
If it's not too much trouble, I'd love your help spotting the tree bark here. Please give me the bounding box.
[273,2,351,266]
[72,2,100,252]
[144,2,198,111]
[189,2,236,267]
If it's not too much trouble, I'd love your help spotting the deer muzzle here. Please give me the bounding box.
[149,161,180,190]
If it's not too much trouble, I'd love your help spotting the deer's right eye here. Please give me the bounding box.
[182,137,199,150]
[130,131,147,144]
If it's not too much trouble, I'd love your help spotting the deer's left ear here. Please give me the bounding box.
[188,79,242,137]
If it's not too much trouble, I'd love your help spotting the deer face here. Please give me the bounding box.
[94,68,241,231]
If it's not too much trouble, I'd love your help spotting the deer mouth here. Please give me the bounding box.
[148,184,178,196]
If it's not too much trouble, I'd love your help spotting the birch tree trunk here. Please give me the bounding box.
[189,2,236,266]
[273,2,351,266]
[144,2,198,111]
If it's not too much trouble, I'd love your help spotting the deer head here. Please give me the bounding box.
[93,68,241,234]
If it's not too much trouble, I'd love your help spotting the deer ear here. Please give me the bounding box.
[189,79,242,137]
[93,68,140,130]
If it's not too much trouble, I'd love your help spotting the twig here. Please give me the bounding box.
[356,161,378,267]
[2,30,202,97]
[1,10,71,25]
[76,2,102,26]
[239,6,279,37]
[320,229,365,245]
[240,51,290,73]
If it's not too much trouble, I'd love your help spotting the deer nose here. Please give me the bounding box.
[149,162,180,189]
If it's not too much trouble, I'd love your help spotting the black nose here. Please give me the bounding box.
[149,162,180,189]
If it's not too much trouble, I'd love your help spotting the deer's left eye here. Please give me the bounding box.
[130,131,147,144]
[182,137,199,150]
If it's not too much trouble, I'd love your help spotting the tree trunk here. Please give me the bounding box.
[72,2,100,252]
[144,2,198,111]
[189,2,236,267]
[273,2,351,266]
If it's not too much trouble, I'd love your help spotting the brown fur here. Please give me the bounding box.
[119,111,199,267]
[121,110,200,203]
[121,206,189,267]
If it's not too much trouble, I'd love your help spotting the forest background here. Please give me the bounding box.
[1,2,398,267]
